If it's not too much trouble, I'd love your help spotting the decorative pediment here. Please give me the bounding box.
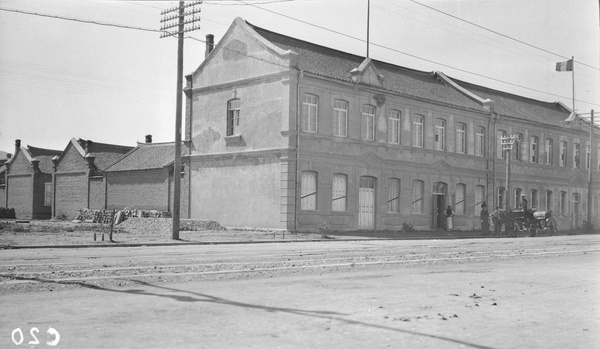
[350,58,384,87]
[571,173,587,185]
[359,151,383,167]
[432,160,451,174]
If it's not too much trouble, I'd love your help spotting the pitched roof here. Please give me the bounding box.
[83,140,134,170]
[247,21,485,112]
[449,78,570,127]
[26,146,62,174]
[105,142,188,172]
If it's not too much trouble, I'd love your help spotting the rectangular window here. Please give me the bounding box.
[456,123,466,154]
[435,119,445,151]
[301,171,317,210]
[497,130,507,159]
[332,174,347,212]
[388,110,400,144]
[333,100,348,137]
[545,139,553,165]
[412,180,424,213]
[226,99,241,136]
[560,191,567,216]
[412,115,424,148]
[530,136,538,163]
[514,133,523,161]
[475,185,485,211]
[388,178,400,213]
[302,94,318,133]
[574,143,580,168]
[475,127,485,157]
[586,144,591,169]
[455,183,466,215]
[362,105,375,141]
[546,191,553,211]
[514,188,522,209]
[560,141,567,167]
[44,182,52,207]
[530,189,538,209]
[497,187,505,209]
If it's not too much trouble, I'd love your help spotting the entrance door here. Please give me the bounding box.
[433,194,445,229]
[358,177,375,229]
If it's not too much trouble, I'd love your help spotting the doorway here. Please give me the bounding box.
[432,182,447,229]
[358,177,376,229]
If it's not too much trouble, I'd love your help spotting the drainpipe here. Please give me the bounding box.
[294,69,303,232]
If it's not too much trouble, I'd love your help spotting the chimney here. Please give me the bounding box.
[15,139,21,154]
[85,140,93,154]
[205,34,214,58]
[31,158,40,172]
[52,155,59,171]
[145,135,153,144]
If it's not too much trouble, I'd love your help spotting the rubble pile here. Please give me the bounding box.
[73,208,171,224]
[117,218,225,234]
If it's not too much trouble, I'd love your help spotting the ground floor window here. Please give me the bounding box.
[332,174,347,212]
[388,178,400,213]
[455,184,466,215]
[475,185,485,211]
[497,187,506,209]
[545,191,553,212]
[412,180,424,213]
[301,171,317,210]
[560,191,567,216]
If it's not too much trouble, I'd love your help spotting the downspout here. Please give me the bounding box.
[294,69,303,232]
[185,74,193,219]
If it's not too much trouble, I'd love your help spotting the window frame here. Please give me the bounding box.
[574,143,580,168]
[226,99,241,136]
[497,130,507,159]
[455,183,466,215]
[546,190,553,211]
[301,171,317,211]
[559,141,567,167]
[475,127,485,157]
[331,173,347,212]
[302,94,318,133]
[497,187,506,209]
[475,185,485,211]
[387,178,400,213]
[333,99,348,137]
[412,180,424,213]
[514,188,522,209]
[434,119,446,151]
[545,138,553,165]
[388,110,401,145]
[361,105,376,141]
[412,115,424,148]
[530,136,538,163]
[456,123,466,154]
[530,189,538,210]
[560,191,567,216]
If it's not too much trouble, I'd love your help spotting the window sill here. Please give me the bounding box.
[224,134,244,146]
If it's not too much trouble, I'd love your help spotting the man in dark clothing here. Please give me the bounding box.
[480,204,490,233]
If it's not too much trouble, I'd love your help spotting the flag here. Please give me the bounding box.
[556,59,573,72]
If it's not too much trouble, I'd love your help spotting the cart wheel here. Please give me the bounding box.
[529,223,537,237]
[548,218,557,236]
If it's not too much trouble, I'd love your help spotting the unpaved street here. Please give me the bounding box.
[1,236,599,348]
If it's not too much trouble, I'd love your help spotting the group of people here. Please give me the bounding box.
[479,194,530,233]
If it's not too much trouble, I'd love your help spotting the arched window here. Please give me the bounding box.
[412,180,424,213]
[475,185,485,211]
[301,171,317,210]
[388,178,400,213]
[332,174,347,212]
[455,183,466,215]
[560,191,567,216]
[546,191,553,211]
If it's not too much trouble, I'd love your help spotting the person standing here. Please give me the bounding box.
[445,205,455,231]
[480,204,490,233]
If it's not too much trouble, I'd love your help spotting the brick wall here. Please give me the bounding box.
[32,172,52,219]
[7,175,32,219]
[89,177,105,209]
[106,169,170,211]
[54,172,87,219]
[0,184,5,208]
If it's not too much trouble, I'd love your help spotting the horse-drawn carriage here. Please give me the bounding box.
[512,209,557,236]
[493,209,558,237]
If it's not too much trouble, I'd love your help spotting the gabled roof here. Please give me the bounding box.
[21,146,62,174]
[105,142,188,172]
[247,20,486,112]
[448,77,570,127]
[56,138,134,171]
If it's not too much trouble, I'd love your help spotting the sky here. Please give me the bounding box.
[0,0,598,155]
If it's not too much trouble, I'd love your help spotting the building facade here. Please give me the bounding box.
[4,140,62,219]
[184,18,599,232]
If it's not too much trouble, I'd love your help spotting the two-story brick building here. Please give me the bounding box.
[182,18,599,232]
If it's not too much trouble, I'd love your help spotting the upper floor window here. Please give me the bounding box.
[388,178,400,213]
[412,115,424,148]
[559,141,567,167]
[475,127,485,157]
[514,133,523,161]
[333,100,348,137]
[301,171,317,210]
[361,105,376,141]
[412,180,424,213]
[332,174,347,212]
[497,130,507,159]
[530,136,538,163]
[388,110,401,145]
[545,138,553,165]
[456,123,466,154]
[455,183,466,215]
[226,99,241,136]
[574,143,580,168]
[434,119,445,151]
[302,94,318,133]
[586,144,591,169]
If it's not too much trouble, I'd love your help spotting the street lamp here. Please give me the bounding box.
[564,110,596,228]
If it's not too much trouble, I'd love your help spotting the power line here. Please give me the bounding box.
[408,0,599,71]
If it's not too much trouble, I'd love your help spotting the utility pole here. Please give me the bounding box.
[160,1,202,239]
[588,110,594,225]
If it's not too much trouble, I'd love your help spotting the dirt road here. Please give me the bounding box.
[1,236,599,348]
